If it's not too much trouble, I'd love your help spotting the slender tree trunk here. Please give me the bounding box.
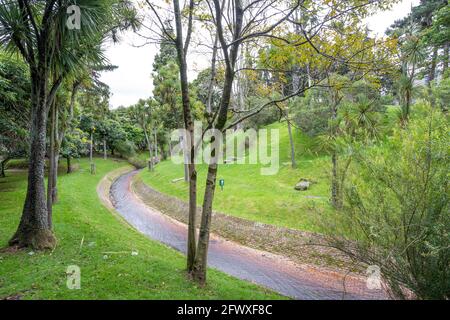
[329,86,342,209]
[66,157,72,174]
[90,132,95,175]
[191,0,244,284]
[331,152,340,208]
[168,138,172,158]
[286,109,297,169]
[192,163,217,284]
[405,89,411,120]
[145,130,153,171]
[103,139,107,160]
[51,155,59,204]
[47,100,56,228]
[173,0,198,273]
[0,158,9,178]
[9,78,56,249]
[207,35,219,115]
[50,101,60,205]
[154,130,158,161]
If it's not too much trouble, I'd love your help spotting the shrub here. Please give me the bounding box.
[113,140,137,158]
[127,156,147,169]
[322,106,449,299]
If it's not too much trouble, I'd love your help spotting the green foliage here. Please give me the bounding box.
[127,156,147,169]
[421,2,450,47]
[0,53,30,161]
[323,105,449,299]
[113,140,137,158]
[152,61,183,130]
[292,89,331,137]
[97,118,128,149]
[431,74,450,111]
[61,129,89,160]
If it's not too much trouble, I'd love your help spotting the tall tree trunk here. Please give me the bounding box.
[47,100,56,228]
[66,157,72,174]
[9,78,56,249]
[286,109,297,169]
[154,130,158,160]
[191,0,244,284]
[50,101,60,205]
[331,152,340,208]
[90,132,95,175]
[51,155,59,204]
[173,0,198,273]
[0,158,9,178]
[192,163,217,284]
[103,138,107,160]
[405,88,411,120]
[144,129,153,171]
[329,86,342,208]
[207,35,219,115]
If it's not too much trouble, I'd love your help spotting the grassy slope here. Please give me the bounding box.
[0,158,282,299]
[139,123,333,232]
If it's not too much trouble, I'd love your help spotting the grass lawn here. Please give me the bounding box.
[139,123,333,232]
[0,158,282,299]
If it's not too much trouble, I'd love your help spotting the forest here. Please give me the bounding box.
[0,0,448,301]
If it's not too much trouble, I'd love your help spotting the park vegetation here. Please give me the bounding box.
[0,0,448,299]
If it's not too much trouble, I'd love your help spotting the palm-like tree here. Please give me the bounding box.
[317,96,382,209]
[397,24,426,122]
[0,0,136,249]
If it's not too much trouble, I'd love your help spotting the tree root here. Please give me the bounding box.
[9,228,56,250]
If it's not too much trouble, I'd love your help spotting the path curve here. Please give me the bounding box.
[109,170,387,300]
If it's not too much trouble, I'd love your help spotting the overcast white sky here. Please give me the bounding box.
[100,0,421,109]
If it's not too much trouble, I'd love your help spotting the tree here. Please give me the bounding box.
[61,128,89,173]
[0,0,136,249]
[130,99,156,170]
[79,114,97,174]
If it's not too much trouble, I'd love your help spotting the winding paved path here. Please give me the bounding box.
[109,170,386,300]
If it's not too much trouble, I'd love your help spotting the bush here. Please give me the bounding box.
[292,91,331,137]
[127,156,147,169]
[113,140,137,158]
[322,105,449,299]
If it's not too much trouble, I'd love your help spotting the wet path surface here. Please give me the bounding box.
[110,170,386,300]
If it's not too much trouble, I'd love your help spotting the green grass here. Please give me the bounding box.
[0,158,282,299]
[139,123,333,232]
